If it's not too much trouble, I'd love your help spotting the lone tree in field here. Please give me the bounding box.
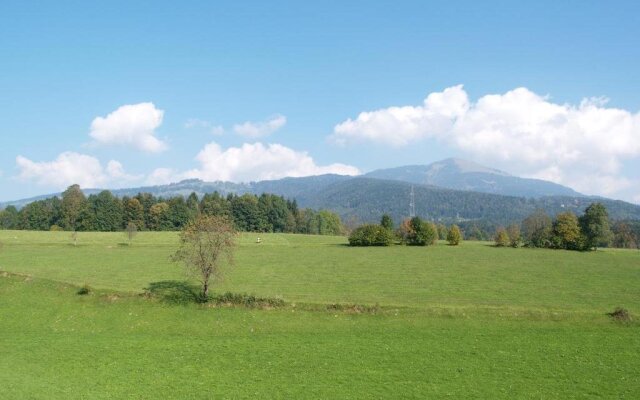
[172,215,236,300]
[125,222,138,245]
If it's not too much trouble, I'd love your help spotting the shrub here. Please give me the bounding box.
[494,227,510,247]
[607,307,631,322]
[406,217,437,246]
[348,224,393,246]
[446,224,462,245]
[211,292,285,308]
[506,224,521,248]
[76,284,91,295]
[326,303,380,314]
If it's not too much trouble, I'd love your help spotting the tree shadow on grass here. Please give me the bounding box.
[144,280,204,304]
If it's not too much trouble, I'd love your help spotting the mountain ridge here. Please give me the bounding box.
[2,159,638,226]
[365,158,582,198]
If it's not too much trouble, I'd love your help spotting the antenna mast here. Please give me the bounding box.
[409,185,416,218]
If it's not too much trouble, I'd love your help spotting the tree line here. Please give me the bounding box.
[348,214,462,247]
[348,202,639,250]
[494,202,639,250]
[0,184,344,235]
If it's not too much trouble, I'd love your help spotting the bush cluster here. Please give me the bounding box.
[404,217,437,246]
[517,202,612,251]
[210,292,285,308]
[348,224,393,246]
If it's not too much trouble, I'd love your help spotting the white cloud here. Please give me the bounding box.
[331,86,640,199]
[146,167,181,186]
[233,115,287,138]
[185,118,224,136]
[15,152,139,189]
[89,102,168,153]
[331,85,468,147]
[105,160,141,182]
[147,142,359,185]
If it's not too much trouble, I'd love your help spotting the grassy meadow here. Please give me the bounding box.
[1,230,639,398]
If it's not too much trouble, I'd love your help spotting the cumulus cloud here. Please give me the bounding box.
[16,152,140,189]
[147,142,359,185]
[90,102,168,153]
[332,85,469,147]
[331,85,640,199]
[233,115,287,138]
[146,167,181,186]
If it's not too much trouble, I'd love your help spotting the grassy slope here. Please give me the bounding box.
[1,275,639,399]
[1,230,639,313]
[1,230,639,398]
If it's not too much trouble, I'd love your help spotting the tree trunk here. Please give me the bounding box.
[202,281,209,300]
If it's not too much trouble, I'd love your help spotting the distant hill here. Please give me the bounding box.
[3,160,640,228]
[365,158,582,198]
[298,177,640,226]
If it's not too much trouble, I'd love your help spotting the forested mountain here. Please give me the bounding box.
[365,158,582,198]
[297,177,640,226]
[3,162,640,232]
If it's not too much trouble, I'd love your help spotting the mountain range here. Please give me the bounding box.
[3,158,639,226]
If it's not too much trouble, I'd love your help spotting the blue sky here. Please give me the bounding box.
[1,1,639,202]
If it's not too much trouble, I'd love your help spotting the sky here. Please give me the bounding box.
[1,1,640,203]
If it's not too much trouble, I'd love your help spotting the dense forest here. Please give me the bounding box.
[0,185,343,235]
[301,177,640,230]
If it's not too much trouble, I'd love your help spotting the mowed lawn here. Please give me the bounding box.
[1,230,639,398]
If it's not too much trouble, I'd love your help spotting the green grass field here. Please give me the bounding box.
[1,230,639,398]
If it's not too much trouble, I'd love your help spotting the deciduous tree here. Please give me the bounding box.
[126,221,138,244]
[551,212,582,250]
[172,215,236,299]
[579,203,611,250]
[380,214,394,231]
[61,184,87,231]
[506,224,521,248]
[522,210,552,248]
[494,227,510,247]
